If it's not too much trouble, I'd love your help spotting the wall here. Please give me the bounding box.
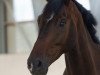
[4,0,46,53]
[15,21,38,53]
[14,0,47,53]
[32,0,47,18]
[90,0,100,40]
[0,0,6,53]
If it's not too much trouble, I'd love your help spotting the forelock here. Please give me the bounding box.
[43,0,65,18]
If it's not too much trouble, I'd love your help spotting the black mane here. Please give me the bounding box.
[73,0,100,44]
[43,0,100,44]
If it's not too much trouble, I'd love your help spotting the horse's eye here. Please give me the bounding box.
[59,19,66,27]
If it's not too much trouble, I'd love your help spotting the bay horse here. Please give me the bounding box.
[27,0,100,75]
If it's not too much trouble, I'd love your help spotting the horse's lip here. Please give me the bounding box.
[32,72,47,75]
[30,68,48,75]
[31,72,47,75]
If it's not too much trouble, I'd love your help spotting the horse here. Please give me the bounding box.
[27,0,100,75]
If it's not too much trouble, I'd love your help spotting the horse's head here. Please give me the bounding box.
[27,0,71,75]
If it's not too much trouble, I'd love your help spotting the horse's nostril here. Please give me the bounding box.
[34,60,42,69]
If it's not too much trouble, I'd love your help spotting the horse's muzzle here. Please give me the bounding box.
[27,58,48,75]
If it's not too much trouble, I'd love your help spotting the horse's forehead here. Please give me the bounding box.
[45,9,65,22]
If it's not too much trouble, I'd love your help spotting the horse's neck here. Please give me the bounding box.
[66,0,95,52]
[64,1,100,75]
[69,0,100,70]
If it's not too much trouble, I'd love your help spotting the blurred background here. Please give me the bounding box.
[0,0,100,75]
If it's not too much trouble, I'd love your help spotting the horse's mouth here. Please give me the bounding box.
[30,69,48,75]
[32,72,47,75]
